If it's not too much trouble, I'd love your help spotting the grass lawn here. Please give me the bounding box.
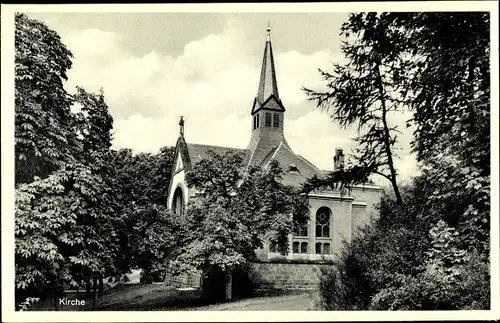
[28,284,316,311]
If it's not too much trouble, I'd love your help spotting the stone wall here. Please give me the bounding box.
[248,261,333,291]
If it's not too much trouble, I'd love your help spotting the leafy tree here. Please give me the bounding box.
[15,13,76,184]
[110,147,176,281]
[316,12,490,310]
[15,163,113,307]
[70,87,118,302]
[303,12,411,204]
[395,12,491,255]
[171,151,309,300]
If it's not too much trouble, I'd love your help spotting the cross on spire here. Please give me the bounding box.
[179,116,184,135]
[267,21,271,41]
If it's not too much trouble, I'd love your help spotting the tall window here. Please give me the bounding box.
[265,112,272,127]
[256,114,260,128]
[273,113,280,128]
[315,207,331,238]
[172,187,184,217]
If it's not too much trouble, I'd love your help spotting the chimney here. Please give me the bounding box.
[333,148,344,171]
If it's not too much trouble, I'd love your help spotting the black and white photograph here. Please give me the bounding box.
[1,2,499,321]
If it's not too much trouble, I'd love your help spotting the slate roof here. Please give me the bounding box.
[183,140,324,188]
[186,143,247,166]
[258,141,325,187]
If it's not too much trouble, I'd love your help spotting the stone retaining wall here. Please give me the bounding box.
[248,261,333,291]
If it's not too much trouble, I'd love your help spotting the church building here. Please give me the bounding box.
[166,26,382,265]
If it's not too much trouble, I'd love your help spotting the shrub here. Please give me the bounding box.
[317,248,372,310]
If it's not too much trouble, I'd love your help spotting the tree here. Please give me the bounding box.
[15,13,76,184]
[15,163,113,307]
[303,12,411,204]
[110,147,176,281]
[171,151,309,301]
[316,12,490,310]
[70,87,118,304]
[394,12,491,255]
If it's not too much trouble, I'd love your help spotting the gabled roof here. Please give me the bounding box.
[186,143,247,166]
[260,141,326,188]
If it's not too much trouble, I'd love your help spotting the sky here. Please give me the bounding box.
[25,12,418,184]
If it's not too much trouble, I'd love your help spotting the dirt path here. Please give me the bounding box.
[192,293,316,311]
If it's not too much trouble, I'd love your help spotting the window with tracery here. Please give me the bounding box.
[315,207,331,238]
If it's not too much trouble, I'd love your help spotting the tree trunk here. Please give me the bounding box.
[85,277,91,299]
[98,276,104,297]
[376,62,403,205]
[92,277,97,308]
[225,269,233,301]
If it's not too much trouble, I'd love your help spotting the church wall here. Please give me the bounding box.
[167,153,190,210]
[350,186,383,234]
[308,196,353,258]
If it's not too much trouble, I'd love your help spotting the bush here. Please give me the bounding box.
[317,182,490,310]
[317,248,372,310]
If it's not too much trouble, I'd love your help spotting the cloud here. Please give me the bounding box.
[53,17,416,182]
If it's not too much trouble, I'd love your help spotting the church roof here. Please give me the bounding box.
[258,141,325,187]
[179,141,323,188]
[186,143,247,166]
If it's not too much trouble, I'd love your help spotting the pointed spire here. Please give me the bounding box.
[256,22,279,104]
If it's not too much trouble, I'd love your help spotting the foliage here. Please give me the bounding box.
[303,12,410,203]
[15,13,76,184]
[14,13,123,305]
[110,147,176,281]
[17,297,40,312]
[15,163,116,301]
[171,150,309,276]
[316,12,490,311]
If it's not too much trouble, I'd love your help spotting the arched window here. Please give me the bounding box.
[292,241,300,254]
[315,207,331,238]
[172,187,184,217]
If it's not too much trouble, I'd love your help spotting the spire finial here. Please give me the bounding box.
[179,116,184,135]
[267,21,271,41]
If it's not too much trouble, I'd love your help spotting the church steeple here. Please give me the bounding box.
[256,22,280,104]
[246,23,290,165]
